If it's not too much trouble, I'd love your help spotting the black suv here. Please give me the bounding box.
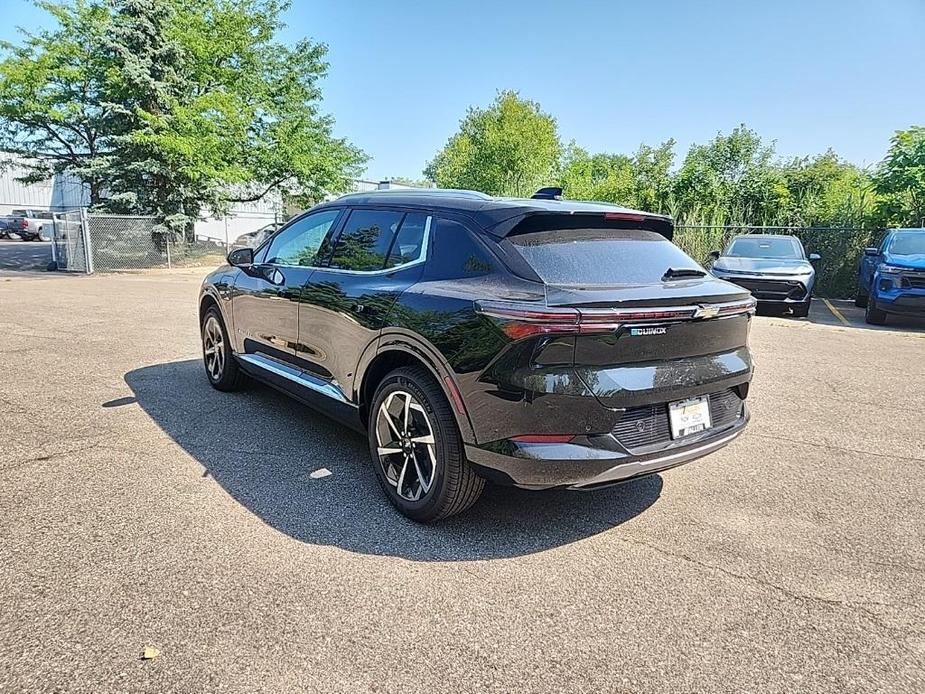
[199,189,755,521]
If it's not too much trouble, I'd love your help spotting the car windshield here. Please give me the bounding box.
[889,232,925,256]
[509,228,703,286]
[725,236,803,259]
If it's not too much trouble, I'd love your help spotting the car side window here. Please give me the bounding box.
[327,209,404,271]
[385,213,430,268]
[422,217,496,279]
[264,209,341,266]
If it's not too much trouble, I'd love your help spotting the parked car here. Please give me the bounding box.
[0,209,54,241]
[199,189,756,521]
[232,222,281,249]
[708,234,820,317]
[855,228,925,325]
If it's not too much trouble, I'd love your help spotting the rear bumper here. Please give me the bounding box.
[466,406,748,490]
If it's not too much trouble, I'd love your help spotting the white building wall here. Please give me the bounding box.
[0,157,55,212]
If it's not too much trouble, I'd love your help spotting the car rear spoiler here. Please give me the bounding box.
[486,209,674,241]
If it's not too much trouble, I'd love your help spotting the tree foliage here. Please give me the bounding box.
[0,0,366,231]
[424,91,560,197]
[875,126,925,227]
[426,96,905,233]
[0,0,114,203]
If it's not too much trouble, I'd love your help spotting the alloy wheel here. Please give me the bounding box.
[203,315,225,381]
[375,390,437,501]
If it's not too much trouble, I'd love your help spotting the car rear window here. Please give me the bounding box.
[508,228,702,287]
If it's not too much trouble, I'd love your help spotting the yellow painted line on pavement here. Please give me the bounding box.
[822,298,851,327]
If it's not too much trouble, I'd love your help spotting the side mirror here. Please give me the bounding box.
[708,250,721,260]
[863,247,879,257]
[808,253,821,263]
[227,247,254,267]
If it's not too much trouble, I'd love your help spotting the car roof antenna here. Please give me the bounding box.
[531,187,563,200]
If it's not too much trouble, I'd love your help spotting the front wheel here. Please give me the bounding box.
[201,306,246,391]
[368,367,484,522]
[865,292,888,325]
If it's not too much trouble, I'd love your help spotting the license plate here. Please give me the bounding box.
[668,396,712,439]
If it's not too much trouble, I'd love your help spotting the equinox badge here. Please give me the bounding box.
[629,327,668,336]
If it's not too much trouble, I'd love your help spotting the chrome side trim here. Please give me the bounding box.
[238,353,351,404]
[569,427,745,489]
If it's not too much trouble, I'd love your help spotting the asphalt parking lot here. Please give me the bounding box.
[1,268,923,693]
[0,240,53,272]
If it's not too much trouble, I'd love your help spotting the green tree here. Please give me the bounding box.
[0,0,114,205]
[557,140,674,214]
[558,143,635,204]
[424,90,561,197]
[0,0,366,232]
[874,126,925,227]
[632,140,675,214]
[672,125,788,226]
[779,150,876,227]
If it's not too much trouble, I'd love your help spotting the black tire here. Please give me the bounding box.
[201,306,246,391]
[368,366,484,522]
[792,297,811,318]
[864,292,888,325]
[854,289,868,308]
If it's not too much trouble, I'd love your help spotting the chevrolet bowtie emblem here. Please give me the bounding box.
[693,305,720,319]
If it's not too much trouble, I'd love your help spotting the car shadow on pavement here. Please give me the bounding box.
[124,359,662,561]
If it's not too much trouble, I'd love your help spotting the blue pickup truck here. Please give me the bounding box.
[856,229,925,324]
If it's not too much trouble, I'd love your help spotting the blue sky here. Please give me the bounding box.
[2,0,924,180]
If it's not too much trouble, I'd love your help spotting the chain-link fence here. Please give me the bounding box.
[51,212,229,272]
[674,225,880,298]
[51,210,89,272]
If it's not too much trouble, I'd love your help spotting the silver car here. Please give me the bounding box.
[709,234,820,317]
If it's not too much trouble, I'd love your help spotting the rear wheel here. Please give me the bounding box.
[854,289,868,308]
[864,291,888,325]
[368,367,484,522]
[201,306,246,391]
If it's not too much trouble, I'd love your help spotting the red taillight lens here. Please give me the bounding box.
[604,212,647,222]
[510,434,575,444]
[717,298,757,315]
[475,299,755,341]
[475,301,580,340]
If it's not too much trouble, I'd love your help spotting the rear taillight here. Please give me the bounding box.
[474,303,579,339]
[476,298,756,340]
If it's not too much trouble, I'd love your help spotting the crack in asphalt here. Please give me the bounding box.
[615,535,925,651]
[3,440,106,472]
[749,431,925,464]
